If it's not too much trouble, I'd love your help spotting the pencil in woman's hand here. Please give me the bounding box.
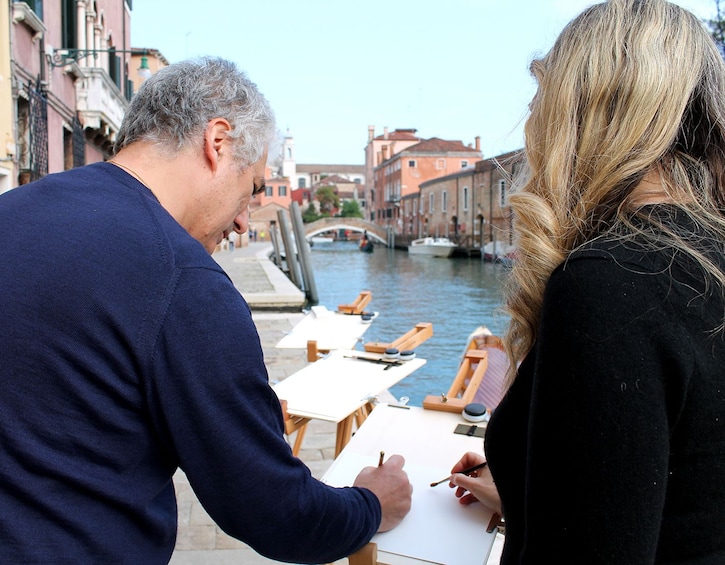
[430,461,487,487]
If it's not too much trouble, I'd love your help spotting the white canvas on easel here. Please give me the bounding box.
[324,453,495,565]
[275,308,376,351]
[321,405,498,565]
[272,351,426,423]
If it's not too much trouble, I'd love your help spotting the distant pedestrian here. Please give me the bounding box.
[227,231,237,251]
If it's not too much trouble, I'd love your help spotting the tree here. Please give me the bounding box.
[301,202,320,223]
[706,0,725,51]
[339,199,364,218]
[315,186,339,216]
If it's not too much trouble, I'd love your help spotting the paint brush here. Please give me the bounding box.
[378,451,385,467]
[429,461,487,487]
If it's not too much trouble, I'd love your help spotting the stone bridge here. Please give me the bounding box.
[304,217,387,244]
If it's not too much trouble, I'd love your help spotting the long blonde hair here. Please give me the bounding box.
[504,0,725,382]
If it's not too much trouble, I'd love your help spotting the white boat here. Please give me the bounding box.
[407,237,457,257]
[310,235,334,244]
[481,241,516,265]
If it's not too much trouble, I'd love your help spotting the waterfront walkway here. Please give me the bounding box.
[170,242,503,564]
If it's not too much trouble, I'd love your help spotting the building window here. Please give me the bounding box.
[17,86,49,184]
[442,191,448,212]
[298,178,306,189]
[435,158,446,170]
[499,179,507,206]
[429,193,435,213]
[265,185,273,197]
[463,186,469,211]
[61,0,76,49]
[279,185,287,197]
[16,0,43,19]
[461,160,468,168]
[408,160,417,168]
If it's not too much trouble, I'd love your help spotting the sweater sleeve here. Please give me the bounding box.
[143,265,381,563]
[519,253,693,563]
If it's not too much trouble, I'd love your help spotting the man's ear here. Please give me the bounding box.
[203,118,233,172]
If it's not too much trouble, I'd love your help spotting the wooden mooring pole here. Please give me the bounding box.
[290,202,319,304]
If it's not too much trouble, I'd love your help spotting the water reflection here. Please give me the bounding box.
[309,241,510,406]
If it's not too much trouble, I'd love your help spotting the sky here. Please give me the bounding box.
[131,0,718,165]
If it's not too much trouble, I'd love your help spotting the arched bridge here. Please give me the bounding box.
[304,217,387,244]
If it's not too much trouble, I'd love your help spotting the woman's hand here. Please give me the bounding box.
[449,452,502,515]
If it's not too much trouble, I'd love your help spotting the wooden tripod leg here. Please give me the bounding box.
[307,340,319,362]
[335,416,355,457]
[290,421,308,456]
[348,542,378,565]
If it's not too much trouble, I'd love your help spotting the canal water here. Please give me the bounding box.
[308,240,511,407]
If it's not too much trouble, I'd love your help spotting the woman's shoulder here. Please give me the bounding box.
[562,235,668,278]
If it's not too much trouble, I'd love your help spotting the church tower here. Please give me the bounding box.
[282,131,296,182]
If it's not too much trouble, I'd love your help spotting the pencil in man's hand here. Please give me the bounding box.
[378,451,385,467]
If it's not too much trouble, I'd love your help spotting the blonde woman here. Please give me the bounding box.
[449,0,725,562]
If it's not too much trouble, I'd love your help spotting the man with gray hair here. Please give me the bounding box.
[0,57,411,563]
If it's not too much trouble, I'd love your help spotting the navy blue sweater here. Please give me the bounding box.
[0,163,380,564]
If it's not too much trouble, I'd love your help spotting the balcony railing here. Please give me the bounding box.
[75,67,129,139]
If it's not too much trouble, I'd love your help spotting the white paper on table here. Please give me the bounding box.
[272,353,425,422]
[275,310,374,350]
[323,453,496,565]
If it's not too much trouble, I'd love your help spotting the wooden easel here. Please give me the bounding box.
[286,319,432,458]
[363,322,433,354]
[281,400,310,457]
[348,542,378,565]
[305,291,374,362]
[422,349,489,413]
[337,290,372,314]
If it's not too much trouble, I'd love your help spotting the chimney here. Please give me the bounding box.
[475,136,481,151]
[383,127,389,140]
[368,125,375,141]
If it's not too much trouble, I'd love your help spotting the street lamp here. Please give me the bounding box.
[137,56,152,81]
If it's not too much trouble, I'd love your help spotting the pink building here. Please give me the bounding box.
[9,1,159,189]
[368,132,483,235]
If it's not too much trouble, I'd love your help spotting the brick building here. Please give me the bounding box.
[413,150,523,252]
[370,134,483,237]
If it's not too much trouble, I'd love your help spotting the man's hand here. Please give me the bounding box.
[353,454,412,532]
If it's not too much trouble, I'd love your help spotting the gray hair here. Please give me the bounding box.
[114,57,276,168]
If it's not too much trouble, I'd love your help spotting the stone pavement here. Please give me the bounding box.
[169,242,503,564]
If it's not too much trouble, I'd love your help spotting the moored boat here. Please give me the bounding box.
[310,235,334,245]
[481,241,516,265]
[407,237,456,258]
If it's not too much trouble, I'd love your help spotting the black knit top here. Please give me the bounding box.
[486,210,725,563]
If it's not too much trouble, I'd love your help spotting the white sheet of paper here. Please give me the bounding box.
[324,453,495,565]
[272,352,425,422]
[275,311,373,350]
